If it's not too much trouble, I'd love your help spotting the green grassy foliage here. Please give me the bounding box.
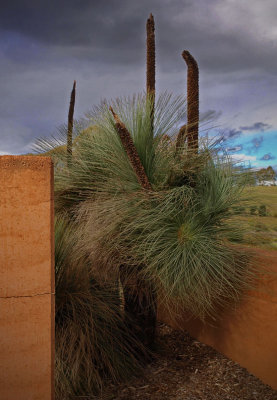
[45,93,256,319]
[54,216,144,399]
[76,160,256,320]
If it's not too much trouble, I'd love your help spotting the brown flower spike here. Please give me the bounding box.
[67,80,76,162]
[146,13,155,134]
[109,106,152,191]
[146,13,155,97]
[182,50,199,151]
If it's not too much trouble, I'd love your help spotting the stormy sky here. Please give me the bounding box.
[1,0,277,169]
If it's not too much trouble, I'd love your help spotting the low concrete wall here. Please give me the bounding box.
[158,248,277,390]
[0,156,55,400]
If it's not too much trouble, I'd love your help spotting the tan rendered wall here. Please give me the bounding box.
[0,156,55,400]
[158,248,277,390]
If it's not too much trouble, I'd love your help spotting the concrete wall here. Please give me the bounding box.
[158,248,277,390]
[0,156,55,400]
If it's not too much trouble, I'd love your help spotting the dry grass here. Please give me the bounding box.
[231,186,277,250]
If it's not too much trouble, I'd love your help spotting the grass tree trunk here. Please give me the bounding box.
[110,107,157,352]
[119,267,157,353]
[67,80,76,166]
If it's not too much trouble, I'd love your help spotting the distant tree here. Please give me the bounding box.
[256,166,276,183]
[267,166,276,181]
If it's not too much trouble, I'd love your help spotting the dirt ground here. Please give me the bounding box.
[100,323,277,400]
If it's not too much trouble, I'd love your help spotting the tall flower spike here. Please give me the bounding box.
[182,50,199,151]
[146,13,155,96]
[146,13,155,135]
[110,106,152,191]
[67,80,76,164]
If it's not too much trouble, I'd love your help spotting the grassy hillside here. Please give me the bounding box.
[232,186,277,251]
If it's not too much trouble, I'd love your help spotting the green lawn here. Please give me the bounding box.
[231,186,277,251]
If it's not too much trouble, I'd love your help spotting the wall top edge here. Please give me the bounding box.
[0,155,53,170]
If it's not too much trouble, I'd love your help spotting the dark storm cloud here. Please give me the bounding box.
[260,153,275,161]
[0,0,138,46]
[0,0,187,67]
[0,1,143,68]
[1,0,277,154]
[1,0,277,74]
[240,122,272,132]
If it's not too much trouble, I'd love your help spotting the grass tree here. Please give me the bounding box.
[36,89,257,396]
[35,13,259,398]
